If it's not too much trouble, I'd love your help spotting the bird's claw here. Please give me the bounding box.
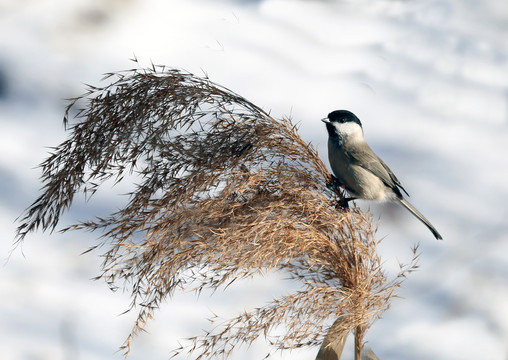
[326,175,355,209]
[326,175,342,191]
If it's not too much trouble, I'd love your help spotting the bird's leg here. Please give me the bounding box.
[327,175,355,209]
[341,196,357,209]
[326,174,342,191]
[326,174,340,191]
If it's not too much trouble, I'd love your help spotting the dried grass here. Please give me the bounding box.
[16,63,418,358]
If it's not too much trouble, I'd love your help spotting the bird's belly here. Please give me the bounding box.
[328,141,390,201]
[347,166,388,201]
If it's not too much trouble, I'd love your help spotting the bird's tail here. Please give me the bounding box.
[398,198,442,240]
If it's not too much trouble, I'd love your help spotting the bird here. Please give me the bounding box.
[322,109,442,240]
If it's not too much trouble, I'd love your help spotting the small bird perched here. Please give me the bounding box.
[322,110,442,240]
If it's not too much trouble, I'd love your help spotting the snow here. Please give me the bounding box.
[1,0,507,359]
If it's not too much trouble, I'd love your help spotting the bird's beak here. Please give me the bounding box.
[321,117,330,124]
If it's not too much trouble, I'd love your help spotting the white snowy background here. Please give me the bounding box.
[1,0,507,359]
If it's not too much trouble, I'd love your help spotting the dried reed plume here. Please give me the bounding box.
[16,63,418,359]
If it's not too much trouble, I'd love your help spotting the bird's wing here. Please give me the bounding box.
[347,143,409,197]
[375,155,409,196]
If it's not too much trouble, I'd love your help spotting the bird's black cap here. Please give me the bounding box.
[327,110,362,128]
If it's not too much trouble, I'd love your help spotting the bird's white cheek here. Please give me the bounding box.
[334,122,364,142]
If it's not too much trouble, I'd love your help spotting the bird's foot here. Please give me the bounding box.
[326,175,344,191]
[340,197,356,209]
[327,175,355,209]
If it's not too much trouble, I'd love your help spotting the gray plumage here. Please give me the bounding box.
[322,110,442,240]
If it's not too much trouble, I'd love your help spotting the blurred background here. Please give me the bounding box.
[1,0,507,359]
